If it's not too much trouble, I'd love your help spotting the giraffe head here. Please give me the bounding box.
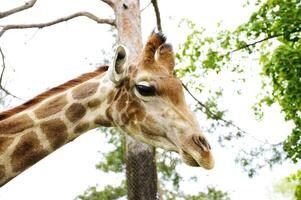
[107,32,214,169]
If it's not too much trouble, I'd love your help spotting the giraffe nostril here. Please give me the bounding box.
[192,135,211,150]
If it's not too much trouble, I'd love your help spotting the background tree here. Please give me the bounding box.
[175,0,300,176]
[273,169,301,200]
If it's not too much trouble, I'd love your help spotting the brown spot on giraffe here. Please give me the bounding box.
[11,131,48,173]
[145,115,157,125]
[125,79,132,90]
[35,94,68,119]
[140,124,153,136]
[0,114,33,135]
[74,122,90,134]
[105,106,113,122]
[120,113,129,125]
[65,103,87,123]
[40,119,68,149]
[127,100,146,121]
[0,165,5,182]
[72,82,99,100]
[0,136,14,154]
[114,89,122,101]
[136,108,146,121]
[87,99,102,108]
[116,93,128,112]
[94,115,112,127]
[129,120,139,131]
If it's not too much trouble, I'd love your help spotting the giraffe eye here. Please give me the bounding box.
[135,84,156,96]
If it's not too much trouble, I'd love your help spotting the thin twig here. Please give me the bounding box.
[182,82,275,145]
[221,29,301,58]
[0,0,37,19]
[0,11,115,38]
[141,1,151,12]
[222,33,282,57]
[0,47,22,99]
[0,48,6,85]
[151,0,162,32]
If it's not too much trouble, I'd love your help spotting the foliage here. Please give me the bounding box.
[187,187,230,200]
[287,169,301,199]
[163,186,230,200]
[76,181,126,200]
[264,42,301,162]
[76,128,230,199]
[274,169,301,200]
[96,128,126,173]
[176,0,301,175]
[237,0,301,163]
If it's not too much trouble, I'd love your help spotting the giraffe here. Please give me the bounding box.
[0,32,214,186]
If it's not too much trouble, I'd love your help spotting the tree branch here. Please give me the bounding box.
[0,11,115,38]
[0,47,21,99]
[181,82,275,145]
[222,29,301,57]
[182,83,232,124]
[151,0,162,32]
[226,33,283,56]
[100,0,114,8]
[0,0,37,19]
[141,1,151,12]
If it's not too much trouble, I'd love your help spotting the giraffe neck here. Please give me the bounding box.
[0,70,116,186]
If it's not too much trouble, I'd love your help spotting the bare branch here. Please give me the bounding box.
[0,11,115,38]
[151,0,162,32]
[0,47,22,99]
[0,48,6,85]
[221,29,301,57]
[224,33,283,56]
[141,1,151,12]
[100,0,114,8]
[0,0,37,19]
[182,83,232,123]
[181,82,275,145]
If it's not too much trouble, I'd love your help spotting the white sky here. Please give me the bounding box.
[0,0,299,199]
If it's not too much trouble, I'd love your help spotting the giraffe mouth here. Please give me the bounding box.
[180,149,214,169]
[180,150,199,166]
[179,135,214,169]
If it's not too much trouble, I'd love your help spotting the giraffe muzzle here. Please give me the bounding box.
[179,135,214,169]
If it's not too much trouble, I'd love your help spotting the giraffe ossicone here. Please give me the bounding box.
[0,31,214,186]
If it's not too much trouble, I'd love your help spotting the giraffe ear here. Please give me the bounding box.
[109,45,128,85]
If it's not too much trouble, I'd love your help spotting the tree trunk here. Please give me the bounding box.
[112,1,158,199]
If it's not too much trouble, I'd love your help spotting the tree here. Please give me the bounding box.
[273,169,301,200]
[175,0,301,175]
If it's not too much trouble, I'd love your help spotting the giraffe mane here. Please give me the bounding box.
[0,65,109,121]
